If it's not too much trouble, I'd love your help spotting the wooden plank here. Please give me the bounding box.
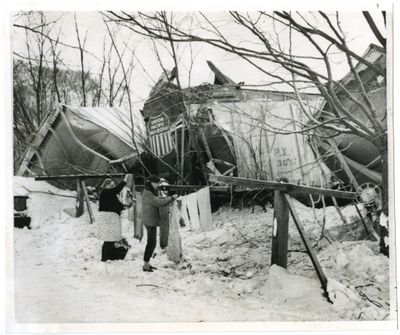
[207,60,237,85]
[17,108,62,175]
[31,148,46,172]
[35,173,126,181]
[284,193,331,302]
[75,179,84,218]
[209,174,357,199]
[327,139,360,189]
[199,128,223,175]
[180,124,185,181]
[209,175,289,191]
[343,155,382,184]
[218,127,237,162]
[354,204,379,241]
[199,128,213,162]
[175,128,179,172]
[80,179,95,224]
[318,140,381,184]
[271,190,289,268]
[289,184,356,200]
[135,185,229,192]
[331,196,348,225]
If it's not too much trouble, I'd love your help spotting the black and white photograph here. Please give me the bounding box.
[4,0,398,332]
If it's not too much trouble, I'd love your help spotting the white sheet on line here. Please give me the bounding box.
[197,187,214,232]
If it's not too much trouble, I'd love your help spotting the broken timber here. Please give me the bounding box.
[75,179,84,218]
[35,175,231,192]
[209,175,357,200]
[35,173,126,181]
[81,179,94,224]
[209,174,357,303]
[271,190,289,268]
[284,193,331,303]
[34,174,231,223]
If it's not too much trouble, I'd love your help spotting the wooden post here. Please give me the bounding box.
[331,196,348,225]
[175,128,179,173]
[284,193,331,303]
[80,179,94,224]
[271,190,290,268]
[199,128,213,162]
[75,178,84,218]
[353,203,379,241]
[180,124,185,182]
[199,128,222,175]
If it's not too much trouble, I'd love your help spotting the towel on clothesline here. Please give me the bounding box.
[159,206,170,249]
[166,201,183,264]
[197,187,214,232]
[185,192,200,231]
[134,191,143,241]
[180,187,214,232]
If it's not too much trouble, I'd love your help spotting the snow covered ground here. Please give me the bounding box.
[10,177,394,326]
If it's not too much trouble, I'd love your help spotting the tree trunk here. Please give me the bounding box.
[374,133,389,257]
[379,143,389,256]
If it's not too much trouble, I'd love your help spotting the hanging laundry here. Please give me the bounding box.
[121,174,135,226]
[158,179,171,249]
[185,191,200,231]
[117,186,133,208]
[159,206,170,249]
[134,191,143,241]
[166,200,183,264]
[197,187,214,232]
[128,202,134,223]
[177,198,189,228]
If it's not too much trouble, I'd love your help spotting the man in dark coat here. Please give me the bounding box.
[141,175,177,272]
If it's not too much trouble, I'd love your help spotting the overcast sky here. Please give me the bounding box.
[12,10,387,114]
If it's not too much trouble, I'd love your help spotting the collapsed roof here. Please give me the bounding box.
[16,47,386,191]
[17,104,146,176]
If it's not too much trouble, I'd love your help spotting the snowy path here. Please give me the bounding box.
[12,177,392,323]
[14,218,306,323]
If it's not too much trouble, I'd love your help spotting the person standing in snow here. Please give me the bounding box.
[97,174,133,262]
[141,175,178,272]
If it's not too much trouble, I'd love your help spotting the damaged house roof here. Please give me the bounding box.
[17,104,146,177]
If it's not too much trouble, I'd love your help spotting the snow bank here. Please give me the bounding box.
[254,265,340,320]
[13,177,76,229]
[11,177,391,323]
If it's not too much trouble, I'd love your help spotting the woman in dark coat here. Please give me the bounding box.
[98,174,133,262]
[142,175,177,272]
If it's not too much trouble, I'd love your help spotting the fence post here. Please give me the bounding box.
[75,178,84,218]
[80,179,94,224]
[271,190,289,268]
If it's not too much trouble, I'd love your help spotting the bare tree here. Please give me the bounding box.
[105,10,389,253]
